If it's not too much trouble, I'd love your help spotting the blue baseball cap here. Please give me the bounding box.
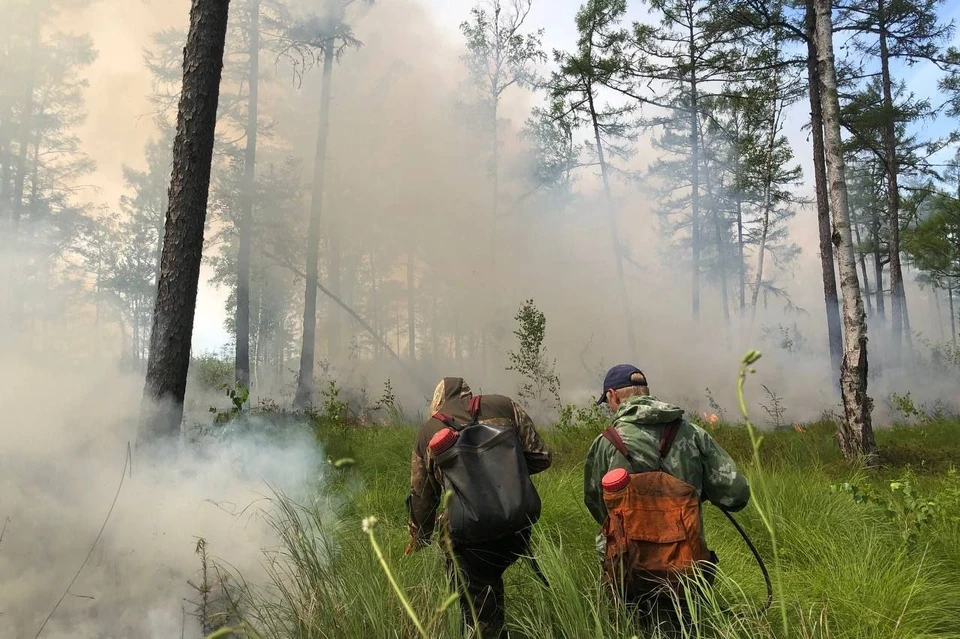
[596,364,648,405]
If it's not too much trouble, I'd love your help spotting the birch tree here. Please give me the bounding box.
[814,0,876,459]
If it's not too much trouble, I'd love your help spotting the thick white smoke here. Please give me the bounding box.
[0,342,326,639]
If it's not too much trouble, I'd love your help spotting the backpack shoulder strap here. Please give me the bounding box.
[657,419,683,467]
[601,426,635,471]
[468,395,481,424]
[433,412,454,427]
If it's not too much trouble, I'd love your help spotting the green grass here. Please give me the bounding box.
[220,415,960,639]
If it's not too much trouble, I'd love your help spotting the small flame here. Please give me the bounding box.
[793,424,806,434]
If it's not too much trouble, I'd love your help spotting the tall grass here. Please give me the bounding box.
[218,372,960,639]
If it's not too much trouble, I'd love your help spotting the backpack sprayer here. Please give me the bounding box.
[429,408,770,616]
[599,421,774,619]
[429,397,551,588]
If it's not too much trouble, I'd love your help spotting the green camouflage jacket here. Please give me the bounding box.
[583,395,750,554]
[407,377,552,547]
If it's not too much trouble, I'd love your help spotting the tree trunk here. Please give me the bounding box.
[751,67,781,321]
[814,0,876,460]
[253,286,263,390]
[732,113,745,312]
[688,19,701,322]
[877,0,907,364]
[949,284,957,349]
[872,210,886,318]
[700,120,729,326]
[294,44,335,409]
[807,0,844,373]
[587,81,638,360]
[853,221,874,316]
[750,209,770,319]
[737,193,746,312]
[11,9,39,236]
[407,249,416,362]
[138,0,232,444]
[235,0,259,390]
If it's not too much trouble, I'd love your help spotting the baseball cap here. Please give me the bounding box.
[596,364,648,405]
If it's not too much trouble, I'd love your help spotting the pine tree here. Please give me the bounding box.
[631,0,749,322]
[837,0,955,362]
[548,0,639,360]
[289,0,375,409]
[138,0,233,445]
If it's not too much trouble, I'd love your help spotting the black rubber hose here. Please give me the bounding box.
[720,509,773,615]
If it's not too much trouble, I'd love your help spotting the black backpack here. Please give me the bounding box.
[430,395,542,545]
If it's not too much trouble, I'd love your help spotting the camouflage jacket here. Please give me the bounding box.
[583,395,750,554]
[407,379,552,547]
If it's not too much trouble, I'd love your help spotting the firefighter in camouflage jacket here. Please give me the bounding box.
[406,377,552,638]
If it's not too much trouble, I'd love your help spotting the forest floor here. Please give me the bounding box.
[218,411,960,639]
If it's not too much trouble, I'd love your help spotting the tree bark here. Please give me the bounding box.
[294,44,335,409]
[235,0,259,390]
[806,0,844,373]
[587,80,638,360]
[814,0,876,460]
[138,0,232,444]
[878,0,907,364]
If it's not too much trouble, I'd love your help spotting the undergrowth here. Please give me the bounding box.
[209,355,960,639]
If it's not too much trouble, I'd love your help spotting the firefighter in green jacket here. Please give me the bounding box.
[583,364,751,561]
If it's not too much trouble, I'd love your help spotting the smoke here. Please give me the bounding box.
[1,0,958,633]
[45,0,956,425]
[0,326,326,638]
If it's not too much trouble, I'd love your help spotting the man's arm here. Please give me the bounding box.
[696,428,751,512]
[406,446,442,550]
[583,435,610,525]
[512,401,552,474]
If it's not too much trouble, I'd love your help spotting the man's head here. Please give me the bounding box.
[596,364,649,412]
[429,377,473,414]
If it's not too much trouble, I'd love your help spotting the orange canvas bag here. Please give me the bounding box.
[600,420,715,600]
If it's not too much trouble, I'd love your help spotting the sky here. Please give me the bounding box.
[66,0,960,355]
